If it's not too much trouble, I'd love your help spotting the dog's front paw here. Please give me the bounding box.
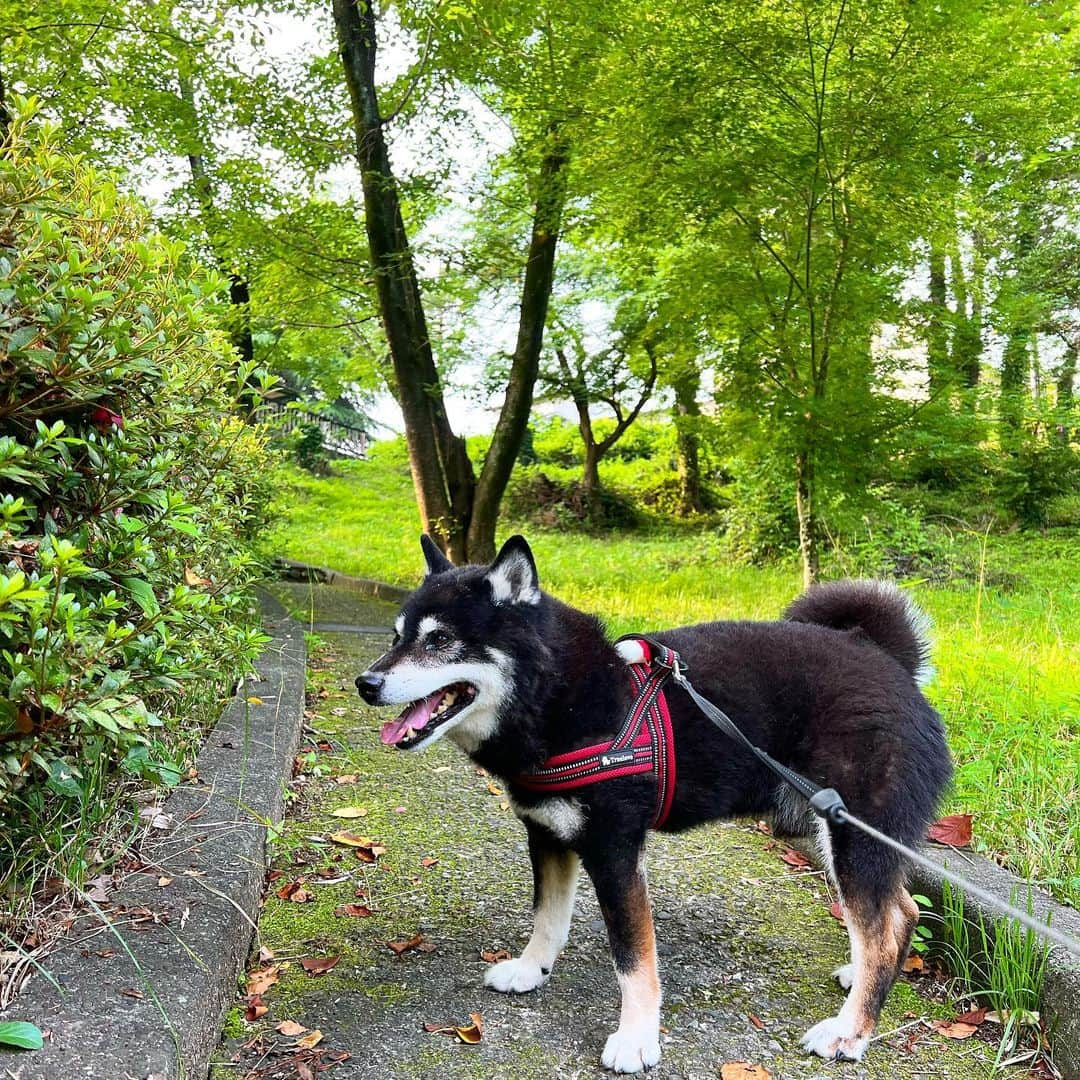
[483,956,549,993]
[800,1015,870,1061]
[601,1026,661,1073]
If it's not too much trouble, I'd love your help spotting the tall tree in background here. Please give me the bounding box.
[332,0,610,561]
[577,0,1073,583]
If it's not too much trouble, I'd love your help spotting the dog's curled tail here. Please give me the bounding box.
[784,579,933,687]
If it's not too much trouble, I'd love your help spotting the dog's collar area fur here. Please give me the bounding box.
[515,638,679,830]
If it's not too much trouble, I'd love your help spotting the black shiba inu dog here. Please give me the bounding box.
[356,535,951,1073]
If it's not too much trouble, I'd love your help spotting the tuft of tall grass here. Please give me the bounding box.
[935,882,1052,1065]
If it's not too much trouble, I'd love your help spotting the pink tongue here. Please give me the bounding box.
[380,690,444,745]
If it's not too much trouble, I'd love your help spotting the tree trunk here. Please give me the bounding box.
[672,367,702,515]
[467,129,567,561]
[950,243,981,390]
[794,448,818,590]
[569,387,601,505]
[0,44,11,140]
[927,243,950,392]
[178,74,256,379]
[582,441,601,505]
[333,0,474,561]
[1000,224,1035,448]
[1057,343,1077,443]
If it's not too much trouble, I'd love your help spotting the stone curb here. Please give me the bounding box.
[788,836,1080,1078]
[913,845,1079,1079]
[272,556,410,603]
[0,592,307,1080]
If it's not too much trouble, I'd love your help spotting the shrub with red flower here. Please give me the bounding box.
[0,111,278,908]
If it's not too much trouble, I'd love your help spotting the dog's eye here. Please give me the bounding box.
[425,629,451,650]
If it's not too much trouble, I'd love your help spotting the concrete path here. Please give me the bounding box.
[212,584,1009,1080]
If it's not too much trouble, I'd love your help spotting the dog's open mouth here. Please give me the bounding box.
[379,683,478,748]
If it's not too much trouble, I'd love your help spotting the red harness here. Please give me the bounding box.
[515,639,679,829]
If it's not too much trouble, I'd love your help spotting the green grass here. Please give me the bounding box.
[267,451,1080,907]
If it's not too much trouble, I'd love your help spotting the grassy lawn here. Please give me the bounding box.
[268,452,1079,907]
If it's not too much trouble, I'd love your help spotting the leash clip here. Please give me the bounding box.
[809,787,848,824]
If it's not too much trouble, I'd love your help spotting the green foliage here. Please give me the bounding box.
[996,439,1080,528]
[0,116,276,895]
[0,1021,44,1051]
[503,467,640,530]
[290,422,330,477]
[936,883,1050,1059]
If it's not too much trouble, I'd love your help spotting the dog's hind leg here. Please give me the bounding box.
[583,846,661,1074]
[801,831,918,1062]
[484,825,579,993]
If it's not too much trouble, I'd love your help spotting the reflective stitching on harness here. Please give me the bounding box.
[515,639,679,829]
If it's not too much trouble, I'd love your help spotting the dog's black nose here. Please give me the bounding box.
[355,671,384,703]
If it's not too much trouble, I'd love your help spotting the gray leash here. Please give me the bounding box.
[666,661,1080,959]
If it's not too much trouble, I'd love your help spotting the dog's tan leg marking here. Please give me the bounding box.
[803,889,915,1061]
[601,870,662,1074]
[484,848,579,993]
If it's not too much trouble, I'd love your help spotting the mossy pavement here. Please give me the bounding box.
[212,582,1011,1080]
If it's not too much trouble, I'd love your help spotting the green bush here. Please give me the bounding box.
[0,115,276,897]
[503,467,640,529]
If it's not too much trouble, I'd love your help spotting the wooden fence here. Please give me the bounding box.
[257,404,371,460]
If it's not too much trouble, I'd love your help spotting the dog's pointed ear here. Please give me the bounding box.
[486,535,540,605]
[420,534,453,577]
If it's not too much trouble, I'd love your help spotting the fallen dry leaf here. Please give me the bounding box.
[246,965,280,995]
[330,806,368,818]
[748,1014,765,1030]
[455,1012,484,1044]
[931,1019,979,1040]
[481,948,511,963]
[329,831,386,862]
[928,813,973,848]
[424,1021,458,1034]
[335,774,358,785]
[779,847,811,869]
[300,955,340,976]
[157,876,172,888]
[244,994,267,1021]
[421,857,438,868]
[119,987,144,1000]
[295,1029,324,1049]
[336,903,374,918]
[828,901,844,921]
[258,945,275,964]
[86,874,110,903]
[183,565,211,587]
[720,1063,772,1080]
[275,879,314,903]
[276,1020,307,1037]
[246,695,263,706]
[954,1006,988,1026]
[902,953,925,974]
[387,933,427,957]
[486,781,503,796]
